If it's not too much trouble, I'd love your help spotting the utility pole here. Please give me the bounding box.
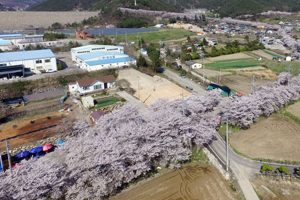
[174,0,176,6]
[286,65,292,86]
[181,89,185,115]
[225,113,230,174]
[135,0,137,6]
[202,55,205,84]
[0,147,3,172]
[219,68,222,83]
[168,0,169,4]
[5,139,12,175]
[137,76,140,99]
[136,36,139,49]
[251,74,256,94]
[126,31,127,44]
[116,28,117,39]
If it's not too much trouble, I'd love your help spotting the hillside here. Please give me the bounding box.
[30,0,194,12]
[0,0,44,11]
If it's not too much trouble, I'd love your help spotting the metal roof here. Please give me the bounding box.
[0,49,55,63]
[0,34,25,38]
[71,45,124,51]
[85,57,136,66]
[76,51,128,61]
[0,40,11,45]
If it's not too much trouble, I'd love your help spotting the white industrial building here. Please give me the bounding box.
[83,57,136,71]
[71,45,124,61]
[0,49,57,78]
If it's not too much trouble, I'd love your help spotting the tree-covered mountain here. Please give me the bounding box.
[30,0,300,17]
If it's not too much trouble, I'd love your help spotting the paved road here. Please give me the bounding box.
[117,91,149,115]
[162,68,206,95]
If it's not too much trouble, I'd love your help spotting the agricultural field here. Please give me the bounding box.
[206,61,258,69]
[116,28,195,43]
[208,52,252,61]
[195,68,232,78]
[110,163,237,200]
[237,69,277,80]
[93,97,120,109]
[287,101,300,118]
[216,75,269,95]
[118,69,190,107]
[230,115,300,161]
[252,50,275,60]
[0,97,78,150]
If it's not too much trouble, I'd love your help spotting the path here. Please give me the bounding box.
[117,91,149,115]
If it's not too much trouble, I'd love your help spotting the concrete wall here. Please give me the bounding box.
[0,11,99,31]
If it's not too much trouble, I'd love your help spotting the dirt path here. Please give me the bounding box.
[110,163,237,200]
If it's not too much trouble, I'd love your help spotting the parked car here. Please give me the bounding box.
[186,86,193,90]
[46,69,57,73]
[179,74,186,78]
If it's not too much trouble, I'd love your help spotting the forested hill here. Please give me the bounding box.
[29,0,194,12]
[30,0,300,17]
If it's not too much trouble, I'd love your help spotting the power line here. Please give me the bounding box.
[251,74,256,94]
[286,65,292,86]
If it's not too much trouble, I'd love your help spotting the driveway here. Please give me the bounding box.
[162,68,206,95]
[117,91,149,115]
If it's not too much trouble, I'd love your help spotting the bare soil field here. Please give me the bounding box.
[0,111,67,150]
[167,23,203,33]
[252,50,273,60]
[217,75,269,95]
[0,11,98,31]
[286,101,300,118]
[251,176,300,200]
[195,68,232,78]
[237,69,277,80]
[228,66,266,71]
[209,53,252,61]
[110,163,237,200]
[118,69,190,107]
[230,115,300,161]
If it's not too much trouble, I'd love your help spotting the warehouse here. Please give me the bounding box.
[71,45,124,61]
[0,49,57,77]
[82,57,136,71]
[75,51,130,66]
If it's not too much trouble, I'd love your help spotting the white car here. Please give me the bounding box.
[46,69,57,73]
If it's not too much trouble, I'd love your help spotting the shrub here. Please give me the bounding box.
[260,164,274,173]
[57,63,63,70]
[276,166,290,175]
[120,98,126,102]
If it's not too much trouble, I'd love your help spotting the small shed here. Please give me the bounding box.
[285,55,292,61]
[90,111,105,124]
[82,96,94,108]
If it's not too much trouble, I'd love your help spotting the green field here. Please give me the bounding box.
[214,58,254,63]
[258,60,300,76]
[262,49,282,57]
[114,28,195,43]
[94,97,120,109]
[206,61,258,69]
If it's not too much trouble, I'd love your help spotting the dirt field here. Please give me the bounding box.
[0,111,67,150]
[167,23,203,33]
[217,75,269,95]
[230,115,300,161]
[110,163,237,200]
[237,69,277,80]
[287,101,300,118]
[195,68,232,78]
[118,69,190,107]
[208,53,252,61]
[252,50,273,60]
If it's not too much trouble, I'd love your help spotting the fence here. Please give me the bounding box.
[256,172,300,181]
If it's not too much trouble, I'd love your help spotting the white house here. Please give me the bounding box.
[68,75,116,94]
[71,45,124,62]
[186,61,202,69]
[0,49,57,76]
[286,55,292,61]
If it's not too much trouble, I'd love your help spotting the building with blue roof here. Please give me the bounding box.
[71,45,124,61]
[75,51,129,66]
[82,57,136,71]
[0,49,57,78]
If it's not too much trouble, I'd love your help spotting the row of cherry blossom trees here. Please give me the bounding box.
[0,90,221,199]
[225,73,300,128]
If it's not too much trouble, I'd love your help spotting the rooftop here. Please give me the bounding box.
[85,57,136,66]
[0,49,55,63]
[0,40,11,45]
[0,34,25,38]
[77,75,116,87]
[90,111,106,122]
[76,51,128,61]
[71,45,124,51]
